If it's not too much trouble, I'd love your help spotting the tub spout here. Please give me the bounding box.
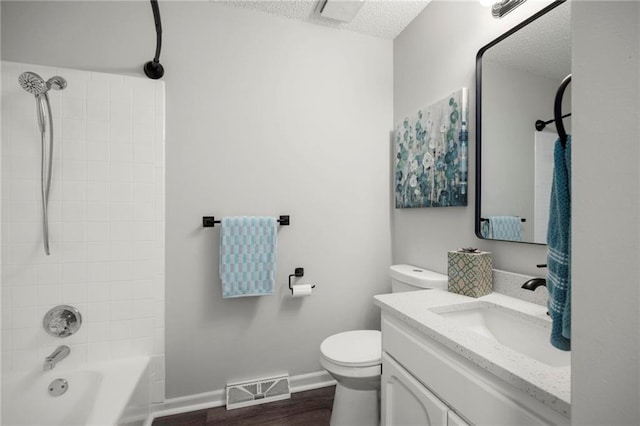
[43,345,70,371]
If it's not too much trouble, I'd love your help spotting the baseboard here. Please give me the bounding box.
[143,370,335,425]
[290,370,336,393]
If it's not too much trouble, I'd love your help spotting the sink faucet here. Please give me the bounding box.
[521,278,547,291]
[43,345,70,371]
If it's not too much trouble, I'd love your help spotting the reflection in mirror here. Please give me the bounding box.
[476,0,570,244]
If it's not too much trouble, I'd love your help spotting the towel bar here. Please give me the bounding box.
[202,215,290,228]
[480,217,525,222]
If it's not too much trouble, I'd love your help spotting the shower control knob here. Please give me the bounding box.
[43,305,82,338]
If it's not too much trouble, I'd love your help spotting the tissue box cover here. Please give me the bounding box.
[447,250,493,298]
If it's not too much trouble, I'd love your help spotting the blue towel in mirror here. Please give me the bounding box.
[547,136,571,351]
[219,216,277,298]
[482,216,522,241]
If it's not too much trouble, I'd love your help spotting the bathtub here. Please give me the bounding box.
[2,356,150,426]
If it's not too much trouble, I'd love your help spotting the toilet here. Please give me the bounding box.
[319,264,448,425]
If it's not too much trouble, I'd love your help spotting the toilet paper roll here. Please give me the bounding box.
[291,284,313,298]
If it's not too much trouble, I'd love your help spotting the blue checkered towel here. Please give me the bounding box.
[219,216,278,298]
[547,137,571,351]
[482,216,522,241]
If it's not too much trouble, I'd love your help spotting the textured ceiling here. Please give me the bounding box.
[214,0,432,40]
[483,2,571,79]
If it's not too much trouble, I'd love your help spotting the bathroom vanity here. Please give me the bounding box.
[374,291,570,426]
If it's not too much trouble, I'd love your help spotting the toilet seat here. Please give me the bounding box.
[320,330,381,367]
[320,356,382,379]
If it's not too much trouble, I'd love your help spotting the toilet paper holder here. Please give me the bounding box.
[289,267,315,294]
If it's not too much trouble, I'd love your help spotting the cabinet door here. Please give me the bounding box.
[447,410,470,426]
[382,353,449,426]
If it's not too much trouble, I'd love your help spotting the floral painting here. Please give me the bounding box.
[394,88,469,208]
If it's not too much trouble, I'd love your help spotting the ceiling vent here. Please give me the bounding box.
[319,0,365,23]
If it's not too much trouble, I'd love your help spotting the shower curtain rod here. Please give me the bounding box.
[535,113,572,131]
[554,74,572,146]
[144,0,164,79]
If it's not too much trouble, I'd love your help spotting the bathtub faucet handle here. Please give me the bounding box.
[43,345,70,371]
[42,305,82,338]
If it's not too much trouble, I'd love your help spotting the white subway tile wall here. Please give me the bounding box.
[1,61,166,403]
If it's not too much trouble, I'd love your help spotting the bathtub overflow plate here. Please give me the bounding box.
[48,378,68,397]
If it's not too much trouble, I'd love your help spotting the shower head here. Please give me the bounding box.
[46,76,67,91]
[18,72,67,95]
[18,72,48,95]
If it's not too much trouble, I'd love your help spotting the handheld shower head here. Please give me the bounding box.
[18,73,67,95]
[18,72,48,96]
[46,76,67,91]
[17,70,66,256]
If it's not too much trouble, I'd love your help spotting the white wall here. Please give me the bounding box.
[533,130,556,244]
[1,61,166,402]
[482,61,560,242]
[572,2,640,424]
[0,3,3,419]
[162,4,391,398]
[393,0,555,277]
[2,1,393,398]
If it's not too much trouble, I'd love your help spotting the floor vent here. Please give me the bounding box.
[226,374,291,410]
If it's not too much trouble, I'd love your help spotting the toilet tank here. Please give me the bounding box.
[390,264,448,293]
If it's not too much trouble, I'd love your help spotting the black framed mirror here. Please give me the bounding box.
[475,0,570,245]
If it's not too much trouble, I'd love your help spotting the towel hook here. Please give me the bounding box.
[554,74,572,147]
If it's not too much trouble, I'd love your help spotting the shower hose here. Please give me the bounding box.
[36,93,54,256]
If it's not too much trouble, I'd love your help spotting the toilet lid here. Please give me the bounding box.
[320,330,381,367]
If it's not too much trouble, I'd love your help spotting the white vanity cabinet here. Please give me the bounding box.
[381,313,570,426]
[382,352,469,425]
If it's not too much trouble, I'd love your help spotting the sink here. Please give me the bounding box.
[431,302,570,367]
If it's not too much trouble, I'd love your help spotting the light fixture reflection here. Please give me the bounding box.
[491,0,527,18]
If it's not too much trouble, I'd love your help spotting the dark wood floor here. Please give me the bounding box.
[153,386,335,426]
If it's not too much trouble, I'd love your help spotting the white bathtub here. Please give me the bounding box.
[2,356,150,426]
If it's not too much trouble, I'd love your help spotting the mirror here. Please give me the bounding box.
[475,0,571,244]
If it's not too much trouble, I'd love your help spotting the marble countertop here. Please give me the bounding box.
[374,290,570,418]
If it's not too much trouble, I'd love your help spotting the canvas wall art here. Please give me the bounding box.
[394,88,469,208]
